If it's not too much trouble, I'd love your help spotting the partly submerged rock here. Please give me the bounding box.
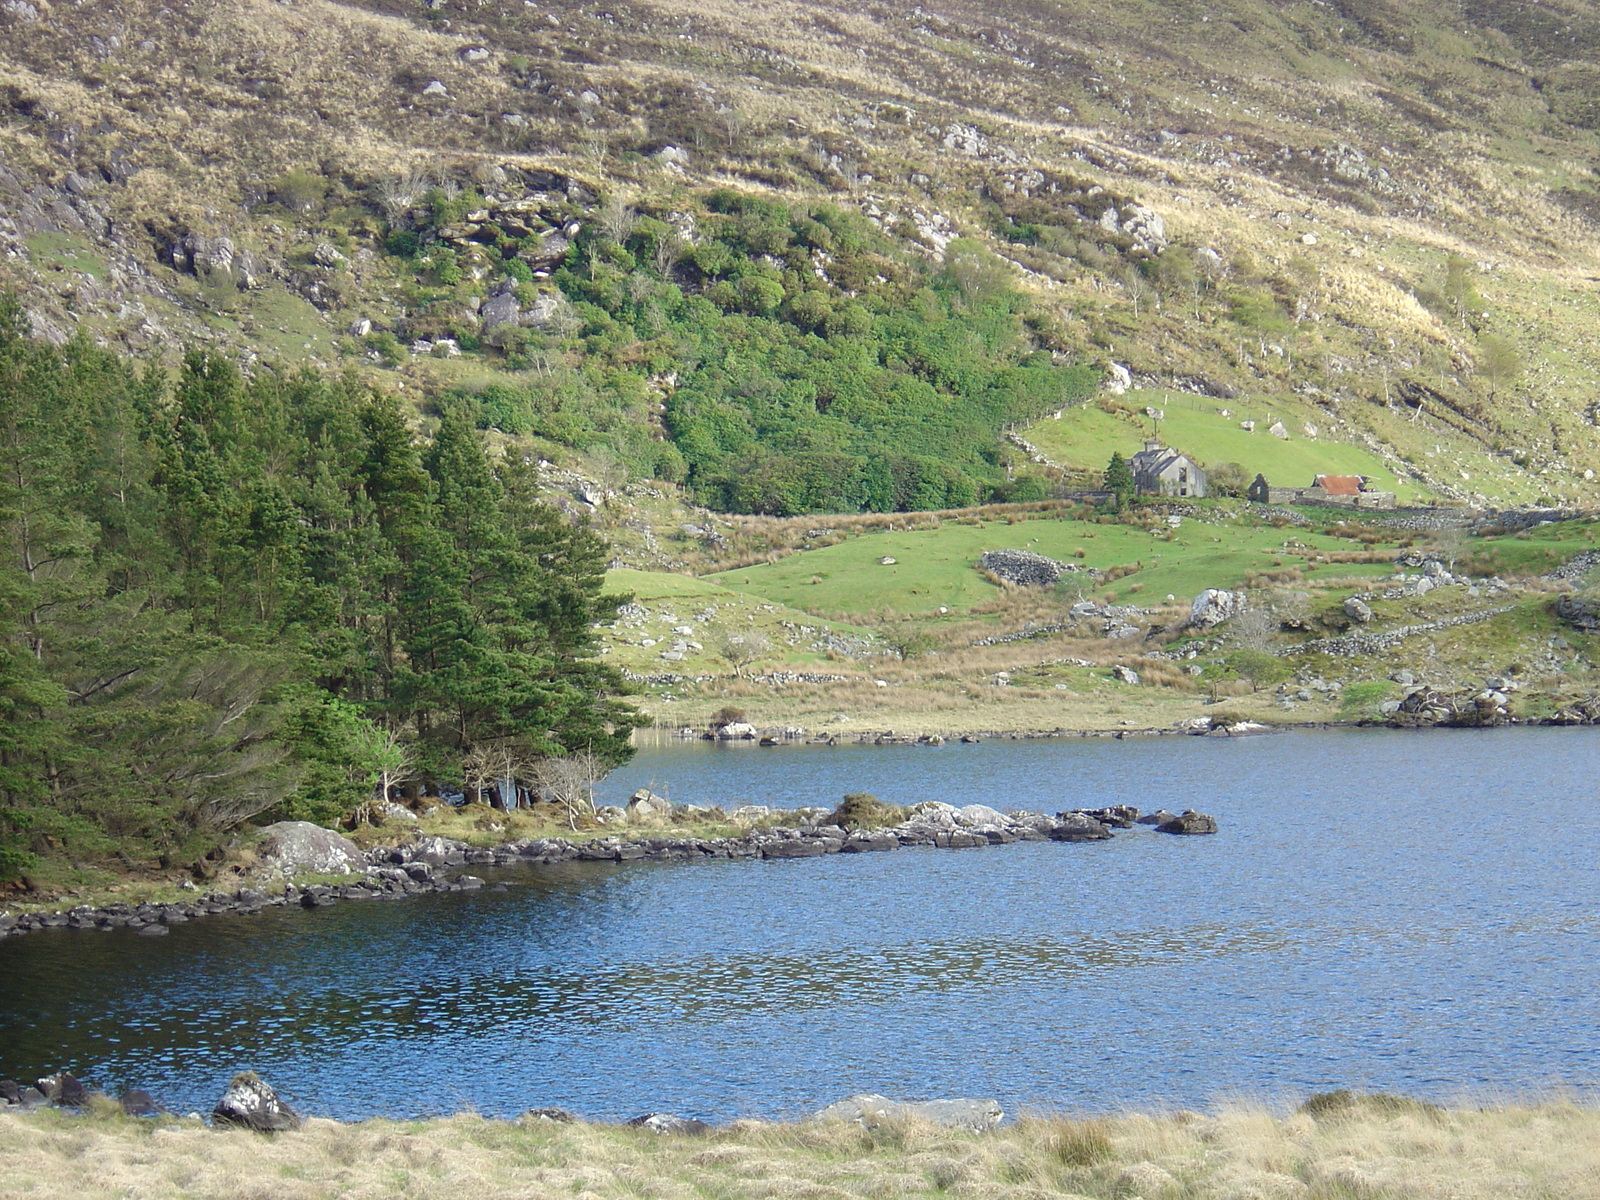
[1073,805,1140,828]
[1156,810,1218,835]
[2,1084,49,1112]
[213,1071,302,1132]
[36,1072,89,1107]
[120,1088,165,1116]
[813,1093,1003,1132]
[1047,813,1114,842]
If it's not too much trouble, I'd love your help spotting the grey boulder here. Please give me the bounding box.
[1188,588,1244,630]
[480,290,519,331]
[256,821,365,877]
[1343,596,1374,624]
[405,835,470,867]
[626,789,673,823]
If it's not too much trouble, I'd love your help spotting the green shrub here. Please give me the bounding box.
[274,168,327,215]
[476,384,533,435]
[826,792,905,831]
[365,331,405,367]
[383,229,422,258]
[1339,679,1396,717]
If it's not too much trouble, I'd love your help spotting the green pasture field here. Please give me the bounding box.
[704,509,1397,619]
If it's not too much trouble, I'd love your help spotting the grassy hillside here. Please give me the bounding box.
[3,0,1600,510]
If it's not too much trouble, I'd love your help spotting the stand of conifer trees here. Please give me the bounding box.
[0,295,638,884]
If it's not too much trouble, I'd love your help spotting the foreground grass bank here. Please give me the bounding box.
[5,1097,1600,1200]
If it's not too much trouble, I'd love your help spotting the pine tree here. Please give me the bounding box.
[1104,451,1135,506]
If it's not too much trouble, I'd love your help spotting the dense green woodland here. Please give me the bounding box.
[406,191,1098,512]
[0,295,639,885]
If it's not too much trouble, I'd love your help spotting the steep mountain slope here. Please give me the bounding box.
[3,0,1600,506]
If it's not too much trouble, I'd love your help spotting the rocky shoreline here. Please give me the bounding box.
[1,1069,1006,1135]
[0,800,1213,941]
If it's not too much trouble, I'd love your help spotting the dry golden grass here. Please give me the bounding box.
[6,1097,1600,1200]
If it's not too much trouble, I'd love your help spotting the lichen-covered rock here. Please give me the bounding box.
[626,788,673,823]
[480,290,520,331]
[1555,593,1600,632]
[255,822,365,877]
[213,1071,301,1132]
[404,834,470,867]
[517,1106,577,1124]
[1188,588,1245,630]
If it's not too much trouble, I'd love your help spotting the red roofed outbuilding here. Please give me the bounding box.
[1311,475,1363,497]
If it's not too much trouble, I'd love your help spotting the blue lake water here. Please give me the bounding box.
[2,727,1597,1122]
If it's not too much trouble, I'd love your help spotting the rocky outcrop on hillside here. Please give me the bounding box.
[1287,606,1517,658]
[1548,550,1600,584]
[1554,593,1600,632]
[978,548,1087,587]
[1187,589,1244,630]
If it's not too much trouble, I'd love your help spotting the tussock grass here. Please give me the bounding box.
[6,1098,1600,1199]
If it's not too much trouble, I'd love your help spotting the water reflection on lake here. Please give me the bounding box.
[2,727,1597,1122]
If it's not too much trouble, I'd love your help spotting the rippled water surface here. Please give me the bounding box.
[3,727,1598,1121]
